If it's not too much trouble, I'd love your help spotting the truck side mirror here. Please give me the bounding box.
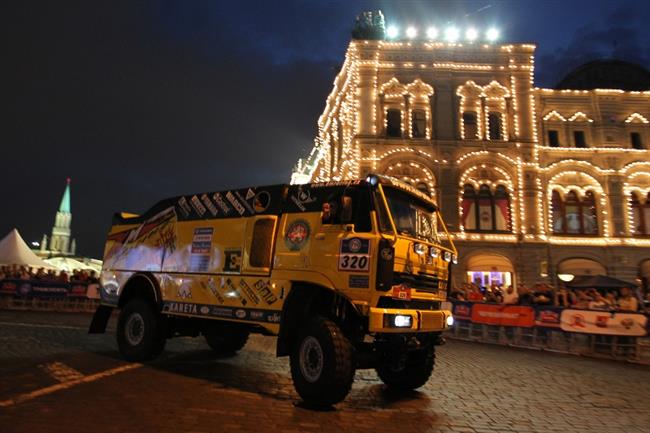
[340,196,353,223]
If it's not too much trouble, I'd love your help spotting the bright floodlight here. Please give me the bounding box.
[386,25,399,39]
[466,27,478,41]
[406,26,417,39]
[426,27,438,39]
[445,26,459,42]
[486,27,499,42]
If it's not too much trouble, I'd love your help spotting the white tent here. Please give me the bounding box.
[44,257,102,273]
[0,229,52,268]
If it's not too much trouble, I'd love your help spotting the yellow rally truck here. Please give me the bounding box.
[89,175,457,405]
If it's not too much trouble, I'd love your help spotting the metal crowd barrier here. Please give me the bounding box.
[447,300,650,363]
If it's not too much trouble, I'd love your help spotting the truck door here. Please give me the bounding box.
[242,215,278,276]
[309,188,375,296]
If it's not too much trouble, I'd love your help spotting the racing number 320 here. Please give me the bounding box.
[339,254,369,271]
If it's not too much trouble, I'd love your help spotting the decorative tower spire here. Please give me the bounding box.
[49,178,73,255]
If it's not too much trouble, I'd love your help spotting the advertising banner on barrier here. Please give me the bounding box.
[560,309,648,336]
[452,301,473,320]
[535,306,563,328]
[470,304,535,327]
[0,278,95,299]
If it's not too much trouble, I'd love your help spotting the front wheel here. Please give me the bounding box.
[376,344,435,390]
[116,298,166,361]
[290,316,355,406]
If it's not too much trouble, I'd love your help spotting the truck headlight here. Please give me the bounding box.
[383,314,413,328]
[443,251,452,262]
[429,247,439,258]
[452,254,458,264]
[413,243,427,255]
[446,315,454,327]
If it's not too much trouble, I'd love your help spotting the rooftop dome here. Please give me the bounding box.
[555,59,650,91]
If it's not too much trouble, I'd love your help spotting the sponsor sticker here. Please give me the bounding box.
[253,279,278,305]
[201,194,219,216]
[177,196,192,217]
[190,195,207,216]
[254,191,271,213]
[190,227,213,272]
[235,190,255,214]
[290,186,317,211]
[284,219,310,251]
[226,191,246,215]
[349,275,369,289]
[391,283,412,301]
[177,283,192,299]
[213,192,231,215]
[162,302,282,324]
[239,279,261,305]
[339,238,370,272]
[223,248,242,274]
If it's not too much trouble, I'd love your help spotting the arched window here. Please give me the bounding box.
[461,184,511,232]
[551,189,599,235]
[494,185,511,231]
[461,185,477,230]
[411,109,426,138]
[488,112,503,140]
[462,112,478,139]
[631,192,650,235]
[386,109,402,137]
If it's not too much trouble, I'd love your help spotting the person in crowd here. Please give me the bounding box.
[617,287,639,312]
[502,285,518,304]
[517,285,534,306]
[87,270,99,284]
[532,283,553,306]
[587,290,613,310]
[467,284,484,302]
[554,286,575,307]
[58,270,69,283]
[35,267,46,279]
[573,289,591,309]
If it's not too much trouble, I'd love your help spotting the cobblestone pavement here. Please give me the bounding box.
[1,310,649,433]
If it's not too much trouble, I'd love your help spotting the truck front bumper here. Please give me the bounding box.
[368,307,452,333]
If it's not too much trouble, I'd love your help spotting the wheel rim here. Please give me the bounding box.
[125,312,145,346]
[299,336,324,383]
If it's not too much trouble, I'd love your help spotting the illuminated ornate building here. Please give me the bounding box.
[292,12,650,289]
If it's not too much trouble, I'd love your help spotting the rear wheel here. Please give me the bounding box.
[203,322,250,355]
[376,344,435,390]
[117,298,166,361]
[290,316,355,406]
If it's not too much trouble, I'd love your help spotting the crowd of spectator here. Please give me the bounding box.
[449,282,650,313]
[0,265,99,284]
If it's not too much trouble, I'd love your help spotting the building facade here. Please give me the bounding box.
[292,17,650,290]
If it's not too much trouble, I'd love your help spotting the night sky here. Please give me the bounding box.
[3,0,650,258]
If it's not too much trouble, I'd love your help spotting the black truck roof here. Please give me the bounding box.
[112,176,434,225]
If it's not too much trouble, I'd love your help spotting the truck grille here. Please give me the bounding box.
[393,272,440,293]
[377,297,441,311]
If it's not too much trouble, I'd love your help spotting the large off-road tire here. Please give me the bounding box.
[116,298,166,361]
[290,316,355,406]
[203,322,250,355]
[376,344,435,390]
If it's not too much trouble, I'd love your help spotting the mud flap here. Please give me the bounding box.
[88,305,114,334]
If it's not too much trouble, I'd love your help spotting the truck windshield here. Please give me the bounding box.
[382,187,438,243]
